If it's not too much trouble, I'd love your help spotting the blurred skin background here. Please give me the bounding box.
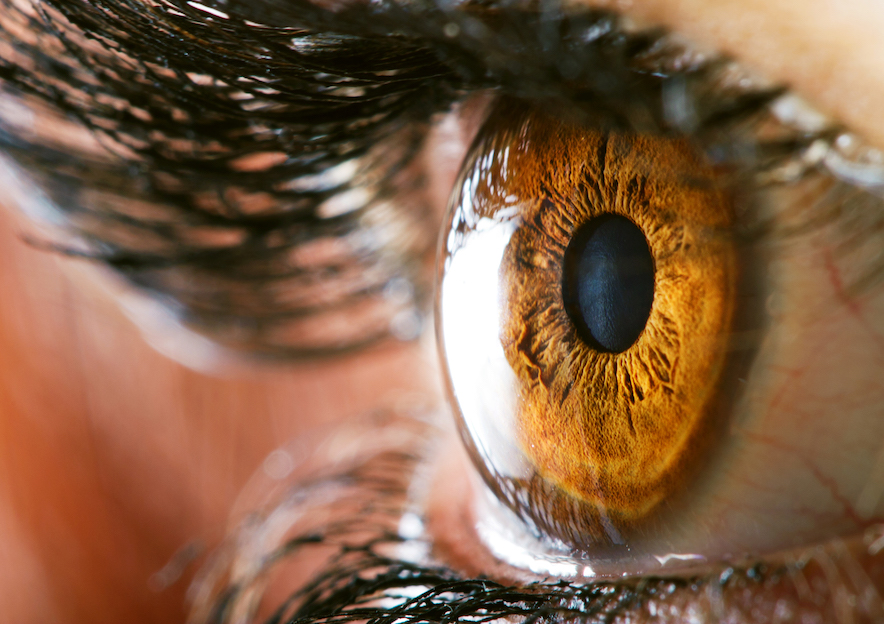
[2,0,884,623]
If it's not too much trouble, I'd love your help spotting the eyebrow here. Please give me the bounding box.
[0,0,836,357]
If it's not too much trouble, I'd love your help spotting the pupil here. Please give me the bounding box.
[563,214,655,353]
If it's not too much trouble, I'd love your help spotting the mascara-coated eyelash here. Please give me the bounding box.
[188,416,884,624]
[0,0,812,358]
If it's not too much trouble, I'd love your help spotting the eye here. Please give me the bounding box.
[437,95,884,576]
[441,99,736,543]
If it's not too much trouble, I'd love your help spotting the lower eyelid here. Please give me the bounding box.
[422,430,884,623]
[422,427,524,582]
[203,412,884,624]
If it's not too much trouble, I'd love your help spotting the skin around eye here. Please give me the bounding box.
[581,0,884,152]
[436,96,884,576]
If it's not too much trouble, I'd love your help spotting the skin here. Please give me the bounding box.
[1,1,883,623]
[585,0,884,151]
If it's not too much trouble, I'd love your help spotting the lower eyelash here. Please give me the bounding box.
[188,414,882,624]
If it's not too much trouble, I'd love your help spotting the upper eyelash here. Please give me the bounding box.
[2,0,883,357]
[1,0,458,357]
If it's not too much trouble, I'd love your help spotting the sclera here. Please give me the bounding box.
[436,101,737,552]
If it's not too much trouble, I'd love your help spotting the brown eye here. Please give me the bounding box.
[437,100,737,550]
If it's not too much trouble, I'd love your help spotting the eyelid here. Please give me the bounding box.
[583,0,884,151]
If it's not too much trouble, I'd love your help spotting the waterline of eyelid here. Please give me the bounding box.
[470,479,724,580]
[475,490,589,578]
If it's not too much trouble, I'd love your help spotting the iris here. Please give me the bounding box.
[438,100,737,549]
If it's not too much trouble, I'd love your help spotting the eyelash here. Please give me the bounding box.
[2,0,883,357]
[187,413,845,624]
[5,0,884,618]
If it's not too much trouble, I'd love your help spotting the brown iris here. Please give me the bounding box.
[438,101,737,546]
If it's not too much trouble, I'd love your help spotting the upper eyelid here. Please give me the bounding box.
[3,3,876,195]
[599,0,884,154]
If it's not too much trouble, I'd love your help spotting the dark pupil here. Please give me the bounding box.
[562,214,655,353]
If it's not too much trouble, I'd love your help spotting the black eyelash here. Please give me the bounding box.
[262,546,649,624]
[0,0,874,357]
[188,417,810,624]
[0,0,467,357]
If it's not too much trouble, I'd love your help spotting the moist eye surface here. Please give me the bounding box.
[439,80,884,578]
[438,99,736,552]
[562,213,655,354]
